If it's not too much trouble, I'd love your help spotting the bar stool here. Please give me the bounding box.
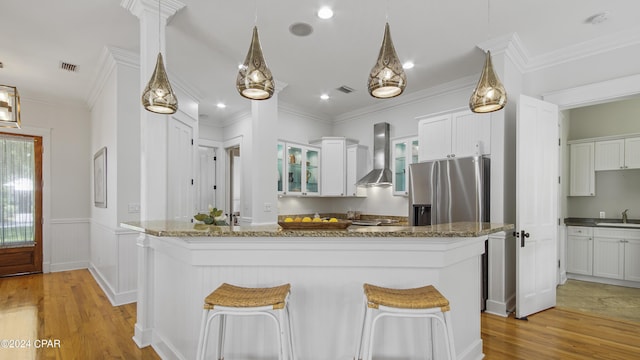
[196,283,295,360]
[355,283,456,360]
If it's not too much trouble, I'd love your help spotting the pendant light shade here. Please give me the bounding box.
[237,26,274,100]
[368,22,406,99]
[0,85,21,128]
[142,52,178,114]
[469,51,507,113]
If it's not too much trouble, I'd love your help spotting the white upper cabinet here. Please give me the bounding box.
[569,142,595,196]
[346,144,368,197]
[313,137,367,197]
[418,114,451,161]
[320,137,346,196]
[624,137,640,169]
[594,136,640,171]
[418,110,490,162]
[595,139,624,170]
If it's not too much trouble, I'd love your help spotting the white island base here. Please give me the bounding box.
[124,222,509,360]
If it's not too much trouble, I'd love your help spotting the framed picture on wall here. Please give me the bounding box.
[94,147,107,208]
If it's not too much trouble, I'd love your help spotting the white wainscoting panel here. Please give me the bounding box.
[49,218,90,272]
[89,221,138,306]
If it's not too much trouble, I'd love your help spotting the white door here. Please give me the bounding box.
[168,117,194,221]
[197,146,216,213]
[516,95,559,319]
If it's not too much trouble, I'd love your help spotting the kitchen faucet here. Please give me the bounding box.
[622,209,629,223]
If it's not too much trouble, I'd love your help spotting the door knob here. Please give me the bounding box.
[520,230,530,247]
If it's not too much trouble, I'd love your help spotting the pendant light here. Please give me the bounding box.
[236,26,274,100]
[0,85,21,128]
[368,22,406,99]
[141,0,178,114]
[469,0,507,113]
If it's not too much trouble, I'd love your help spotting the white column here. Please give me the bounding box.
[122,0,185,221]
[241,83,287,225]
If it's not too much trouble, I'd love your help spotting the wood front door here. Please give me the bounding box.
[0,133,43,276]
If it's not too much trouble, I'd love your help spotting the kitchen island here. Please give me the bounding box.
[121,221,512,360]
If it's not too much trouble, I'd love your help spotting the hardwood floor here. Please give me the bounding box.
[0,270,159,360]
[482,309,640,359]
[1,270,639,359]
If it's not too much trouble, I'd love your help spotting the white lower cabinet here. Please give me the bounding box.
[567,226,640,284]
[625,239,640,282]
[592,228,640,281]
[593,235,625,279]
[566,226,593,275]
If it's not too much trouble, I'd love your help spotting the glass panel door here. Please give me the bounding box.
[277,143,284,193]
[394,142,406,193]
[287,145,302,194]
[0,133,43,275]
[305,148,319,194]
[411,140,419,164]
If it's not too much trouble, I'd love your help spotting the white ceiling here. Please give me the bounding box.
[2,0,640,125]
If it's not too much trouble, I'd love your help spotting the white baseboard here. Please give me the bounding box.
[49,261,89,273]
[88,263,137,306]
[133,324,153,348]
[485,300,509,317]
[566,273,640,289]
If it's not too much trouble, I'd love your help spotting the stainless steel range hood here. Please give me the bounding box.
[356,122,392,186]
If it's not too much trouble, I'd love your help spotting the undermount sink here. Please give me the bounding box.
[596,222,640,228]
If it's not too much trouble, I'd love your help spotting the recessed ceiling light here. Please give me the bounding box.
[320,94,330,100]
[402,61,415,70]
[216,102,226,109]
[317,6,334,20]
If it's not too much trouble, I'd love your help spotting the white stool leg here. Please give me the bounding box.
[196,309,212,360]
[355,296,370,360]
[217,313,226,360]
[429,316,435,359]
[285,303,295,360]
[443,311,456,360]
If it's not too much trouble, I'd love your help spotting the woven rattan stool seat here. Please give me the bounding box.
[204,283,291,310]
[363,283,450,312]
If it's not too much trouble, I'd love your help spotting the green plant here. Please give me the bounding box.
[193,206,227,225]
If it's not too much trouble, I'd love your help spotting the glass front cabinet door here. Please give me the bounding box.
[277,142,285,193]
[392,136,419,196]
[280,142,320,196]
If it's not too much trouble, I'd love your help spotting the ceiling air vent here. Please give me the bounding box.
[60,61,78,72]
[336,85,355,94]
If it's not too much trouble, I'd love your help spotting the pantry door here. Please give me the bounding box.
[0,133,43,276]
[515,95,559,319]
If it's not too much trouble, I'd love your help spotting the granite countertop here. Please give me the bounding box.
[120,220,513,238]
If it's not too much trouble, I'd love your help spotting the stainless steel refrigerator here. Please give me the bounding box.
[408,155,490,310]
[408,155,490,226]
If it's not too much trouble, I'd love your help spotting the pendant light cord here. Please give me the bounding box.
[158,0,162,53]
[254,0,258,25]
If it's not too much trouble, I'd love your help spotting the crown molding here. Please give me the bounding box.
[334,75,477,124]
[278,102,332,124]
[87,46,139,108]
[121,0,185,21]
[526,26,640,73]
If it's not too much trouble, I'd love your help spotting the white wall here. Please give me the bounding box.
[13,94,91,273]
